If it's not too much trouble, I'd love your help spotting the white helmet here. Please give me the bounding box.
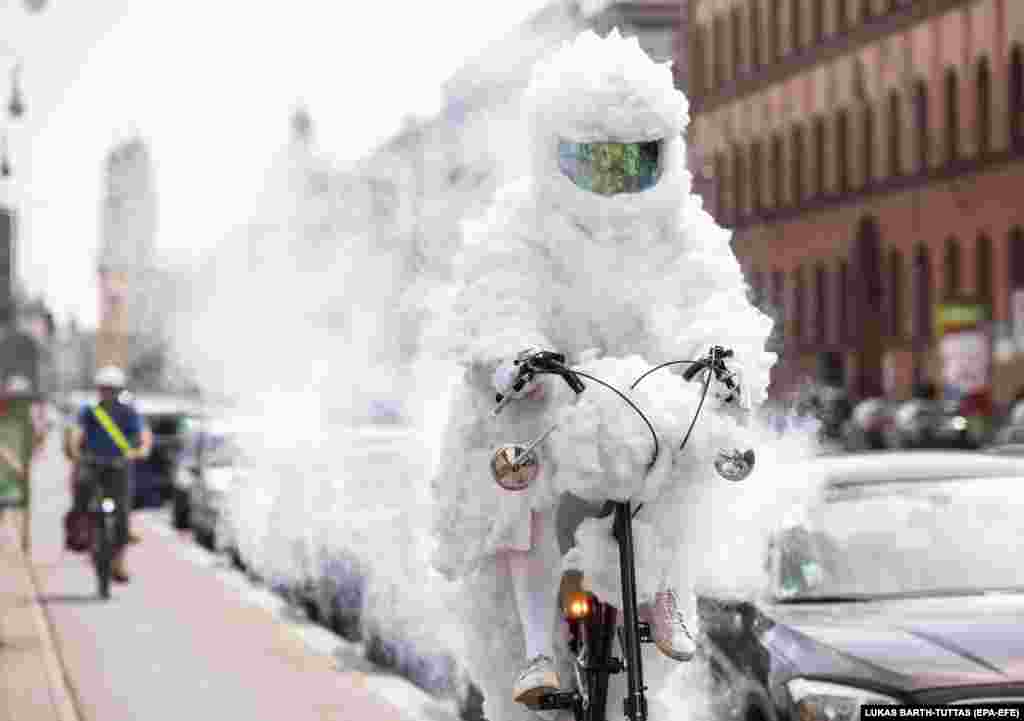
[94,365,126,389]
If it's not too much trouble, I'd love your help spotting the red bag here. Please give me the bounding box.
[64,508,92,553]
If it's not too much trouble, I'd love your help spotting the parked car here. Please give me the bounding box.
[842,398,895,450]
[886,399,980,450]
[132,394,202,508]
[699,451,1024,721]
[187,418,257,551]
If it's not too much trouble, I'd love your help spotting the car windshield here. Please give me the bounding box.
[773,476,1024,601]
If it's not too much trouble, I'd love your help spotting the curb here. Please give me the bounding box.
[7,512,82,721]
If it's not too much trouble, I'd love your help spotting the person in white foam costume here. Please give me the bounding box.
[427,29,776,719]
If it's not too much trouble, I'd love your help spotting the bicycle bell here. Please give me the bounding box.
[491,444,541,491]
[714,448,755,482]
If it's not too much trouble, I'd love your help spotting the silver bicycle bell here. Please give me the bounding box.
[714,448,756,482]
[491,444,541,491]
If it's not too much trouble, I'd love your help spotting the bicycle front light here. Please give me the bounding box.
[787,679,899,721]
[101,498,116,513]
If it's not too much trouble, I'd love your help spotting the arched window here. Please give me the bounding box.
[837,260,850,343]
[714,152,726,219]
[750,1,763,70]
[944,236,961,298]
[714,15,727,89]
[772,133,784,207]
[915,79,929,171]
[731,7,743,78]
[733,145,746,219]
[815,262,828,344]
[1010,227,1024,296]
[771,0,782,61]
[1011,46,1023,147]
[792,124,805,205]
[836,0,848,34]
[977,233,992,305]
[836,109,850,192]
[791,0,802,55]
[793,265,805,345]
[913,244,932,343]
[693,25,707,96]
[976,57,991,156]
[751,140,763,214]
[888,91,902,177]
[889,248,905,338]
[772,269,786,342]
[946,68,960,164]
[813,116,826,197]
[863,103,876,186]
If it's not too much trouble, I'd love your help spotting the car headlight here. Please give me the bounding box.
[787,679,899,721]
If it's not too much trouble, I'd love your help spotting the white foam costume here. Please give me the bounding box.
[428,30,776,721]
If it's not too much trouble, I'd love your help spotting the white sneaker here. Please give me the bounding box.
[652,589,697,662]
[512,654,561,706]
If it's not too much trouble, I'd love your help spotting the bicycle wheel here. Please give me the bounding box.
[94,510,113,600]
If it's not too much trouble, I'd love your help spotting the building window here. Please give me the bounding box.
[913,244,932,343]
[888,91,902,177]
[772,269,786,341]
[915,79,929,171]
[793,265,805,345]
[772,133,784,207]
[714,15,727,90]
[733,145,746,219]
[751,140,763,214]
[731,7,743,78]
[860,0,872,22]
[944,236,961,298]
[836,0,848,34]
[976,57,991,156]
[812,0,824,44]
[836,109,850,192]
[750,1,763,70]
[815,262,828,344]
[889,248,904,338]
[977,233,992,305]
[791,0,802,55]
[792,124,805,205]
[1012,45,1024,148]
[813,116,826,197]
[946,68,960,164]
[714,152,726,219]
[1010,227,1024,295]
[771,0,782,61]
[693,25,707,96]
[837,260,849,344]
[863,103,875,186]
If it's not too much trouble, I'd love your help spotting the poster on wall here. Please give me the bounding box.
[935,301,992,427]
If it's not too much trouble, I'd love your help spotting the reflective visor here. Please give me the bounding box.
[557,139,662,196]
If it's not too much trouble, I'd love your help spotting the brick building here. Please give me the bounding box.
[685,0,1024,409]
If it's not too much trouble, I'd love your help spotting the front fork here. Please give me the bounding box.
[614,501,648,721]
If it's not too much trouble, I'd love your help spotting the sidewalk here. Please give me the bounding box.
[0,511,78,721]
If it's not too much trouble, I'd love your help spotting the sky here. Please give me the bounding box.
[2,0,553,328]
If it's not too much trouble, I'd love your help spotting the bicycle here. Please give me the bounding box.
[490,346,755,721]
[80,455,129,600]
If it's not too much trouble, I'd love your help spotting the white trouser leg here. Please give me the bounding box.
[506,507,561,661]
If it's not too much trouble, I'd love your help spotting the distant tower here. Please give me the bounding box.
[96,137,157,371]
